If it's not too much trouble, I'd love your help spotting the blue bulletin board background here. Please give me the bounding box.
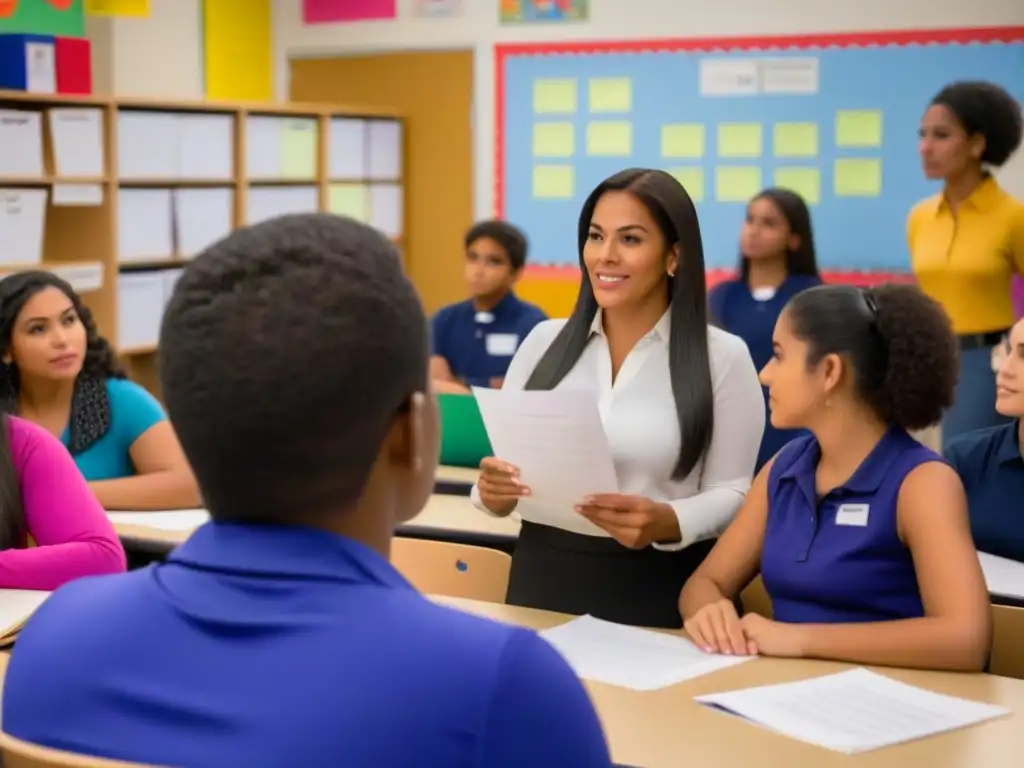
[496,28,1024,274]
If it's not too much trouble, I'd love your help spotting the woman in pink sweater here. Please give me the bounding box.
[0,414,125,589]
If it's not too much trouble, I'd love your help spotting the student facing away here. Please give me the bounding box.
[680,284,991,672]
[473,169,764,629]
[0,413,124,590]
[2,214,611,767]
[709,188,821,471]
[946,317,1024,562]
[430,220,547,394]
[0,272,199,510]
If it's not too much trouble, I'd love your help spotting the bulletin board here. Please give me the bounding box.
[495,27,1024,279]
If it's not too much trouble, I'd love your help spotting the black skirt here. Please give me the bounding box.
[506,521,717,629]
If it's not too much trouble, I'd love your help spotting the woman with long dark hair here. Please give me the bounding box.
[0,410,125,588]
[0,271,198,510]
[471,169,764,628]
[709,188,821,470]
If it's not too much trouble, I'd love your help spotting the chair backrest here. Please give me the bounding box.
[990,603,1024,679]
[391,537,511,603]
[0,733,154,768]
[740,575,773,619]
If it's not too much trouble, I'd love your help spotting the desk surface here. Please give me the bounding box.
[436,596,1024,768]
[434,465,479,485]
[111,495,520,548]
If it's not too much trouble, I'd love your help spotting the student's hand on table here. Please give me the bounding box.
[738,613,806,659]
[477,457,529,516]
[684,598,753,656]
[574,494,680,549]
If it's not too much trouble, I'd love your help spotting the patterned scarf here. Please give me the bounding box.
[66,376,113,456]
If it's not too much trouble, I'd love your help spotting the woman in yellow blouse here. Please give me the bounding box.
[908,81,1024,443]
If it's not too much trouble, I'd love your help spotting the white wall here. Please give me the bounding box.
[274,0,1024,219]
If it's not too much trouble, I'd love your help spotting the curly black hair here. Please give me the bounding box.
[786,283,958,430]
[464,220,529,271]
[0,270,124,403]
[159,213,428,524]
[930,81,1023,167]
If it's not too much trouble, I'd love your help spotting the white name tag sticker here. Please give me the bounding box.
[835,503,870,527]
[485,333,519,356]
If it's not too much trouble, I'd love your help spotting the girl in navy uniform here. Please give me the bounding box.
[681,283,991,672]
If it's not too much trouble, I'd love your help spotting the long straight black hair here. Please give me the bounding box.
[0,413,26,550]
[524,168,715,480]
[739,188,820,281]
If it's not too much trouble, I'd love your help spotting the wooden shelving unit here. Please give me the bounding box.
[0,91,406,397]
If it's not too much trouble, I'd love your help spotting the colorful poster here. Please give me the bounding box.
[0,0,85,37]
[500,0,587,24]
[85,0,148,16]
[303,0,396,24]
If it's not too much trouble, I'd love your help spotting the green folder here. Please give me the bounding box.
[438,393,492,468]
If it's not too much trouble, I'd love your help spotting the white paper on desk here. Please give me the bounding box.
[108,510,210,531]
[48,108,104,177]
[695,668,1009,754]
[0,589,51,639]
[540,615,752,691]
[0,110,44,177]
[0,188,47,266]
[978,551,1024,601]
[472,387,617,532]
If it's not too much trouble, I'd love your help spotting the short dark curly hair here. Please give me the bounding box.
[930,81,1023,167]
[0,270,124,407]
[785,283,957,430]
[159,213,428,524]
[464,220,529,271]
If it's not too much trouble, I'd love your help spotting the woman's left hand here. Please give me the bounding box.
[739,613,807,658]
[575,494,681,549]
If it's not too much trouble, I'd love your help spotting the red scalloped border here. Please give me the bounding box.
[496,25,1024,285]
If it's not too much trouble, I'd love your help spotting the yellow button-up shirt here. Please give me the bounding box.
[908,177,1024,334]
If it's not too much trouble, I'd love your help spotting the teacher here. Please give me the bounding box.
[908,80,1024,442]
[470,168,764,628]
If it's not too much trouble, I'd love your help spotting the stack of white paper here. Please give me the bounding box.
[695,668,1009,754]
[979,552,1024,601]
[329,118,367,179]
[539,615,753,691]
[0,110,43,178]
[117,188,173,261]
[108,510,210,532]
[0,188,47,266]
[48,108,104,177]
[0,589,51,645]
[173,188,234,257]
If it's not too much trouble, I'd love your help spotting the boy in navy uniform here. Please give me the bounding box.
[430,220,547,393]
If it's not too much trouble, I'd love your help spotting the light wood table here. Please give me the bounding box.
[436,596,1024,768]
[433,465,479,496]
[111,495,520,552]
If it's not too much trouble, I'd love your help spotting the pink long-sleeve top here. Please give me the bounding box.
[1,416,126,589]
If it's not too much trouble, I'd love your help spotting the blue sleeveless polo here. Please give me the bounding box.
[761,429,942,624]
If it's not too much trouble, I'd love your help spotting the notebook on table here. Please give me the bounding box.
[438,393,493,468]
[0,590,52,648]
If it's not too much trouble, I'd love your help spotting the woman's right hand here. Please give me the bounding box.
[683,598,753,656]
[477,457,530,516]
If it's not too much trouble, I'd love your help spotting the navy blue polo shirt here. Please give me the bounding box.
[431,292,547,387]
[709,275,821,470]
[761,429,940,624]
[947,421,1024,563]
[3,522,610,767]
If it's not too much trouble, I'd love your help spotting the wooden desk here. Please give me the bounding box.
[111,495,520,553]
[433,465,479,496]
[436,596,1024,768]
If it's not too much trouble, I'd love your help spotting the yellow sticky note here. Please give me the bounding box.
[281,118,317,179]
[533,79,578,114]
[588,78,632,113]
[533,165,575,199]
[587,122,632,156]
[836,110,883,147]
[328,184,369,221]
[666,167,705,202]
[773,167,821,205]
[715,166,763,202]
[834,158,882,196]
[532,123,574,157]
[717,124,763,158]
[773,123,818,158]
[203,0,273,101]
[86,0,150,16]
[661,124,705,159]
